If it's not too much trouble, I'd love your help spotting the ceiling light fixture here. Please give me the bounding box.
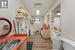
[34,3,43,7]
[36,10,40,15]
[56,13,61,15]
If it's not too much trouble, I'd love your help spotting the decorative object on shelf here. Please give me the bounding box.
[15,6,30,34]
[15,6,25,34]
[16,6,25,22]
[17,6,25,17]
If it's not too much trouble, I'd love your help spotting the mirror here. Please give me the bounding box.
[0,18,12,38]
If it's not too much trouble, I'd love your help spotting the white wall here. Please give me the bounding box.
[61,0,75,50]
[45,0,61,29]
[61,0,75,41]
[0,0,21,19]
[54,17,60,30]
[0,0,21,34]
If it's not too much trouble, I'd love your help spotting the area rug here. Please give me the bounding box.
[27,42,33,50]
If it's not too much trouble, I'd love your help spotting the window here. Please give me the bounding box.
[34,18,40,23]
[0,0,8,8]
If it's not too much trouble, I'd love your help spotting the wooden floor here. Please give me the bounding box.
[28,33,52,50]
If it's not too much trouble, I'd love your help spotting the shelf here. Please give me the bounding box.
[0,34,28,50]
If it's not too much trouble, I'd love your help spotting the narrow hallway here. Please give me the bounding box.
[28,33,52,50]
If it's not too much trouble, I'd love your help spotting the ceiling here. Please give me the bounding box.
[22,0,56,17]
